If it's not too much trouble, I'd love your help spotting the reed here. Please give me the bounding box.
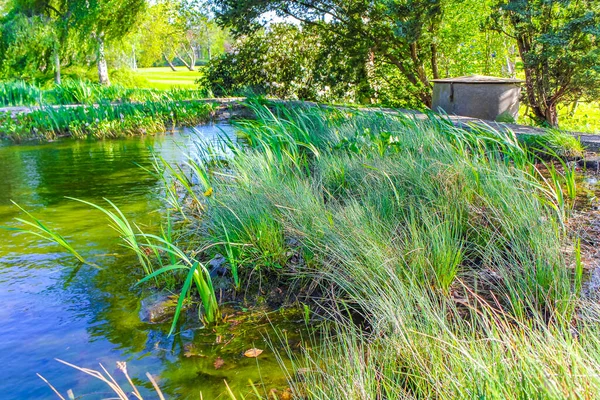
[67,197,220,327]
[3,201,95,268]
[0,81,42,106]
[0,79,207,107]
[0,100,216,140]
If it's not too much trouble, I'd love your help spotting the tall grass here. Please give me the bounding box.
[0,81,43,106]
[25,104,596,398]
[0,79,208,107]
[187,105,593,398]
[0,100,216,140]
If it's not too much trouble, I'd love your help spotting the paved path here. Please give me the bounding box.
[2,98,599,151]
[268,100,600,152]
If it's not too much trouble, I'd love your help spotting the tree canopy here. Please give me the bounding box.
[492,0,600,126]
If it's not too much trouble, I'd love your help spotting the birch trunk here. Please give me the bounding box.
[97,34,110,86]
[163,54,177,71]
[53,45,61,85]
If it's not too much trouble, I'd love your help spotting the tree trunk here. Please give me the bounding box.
[97,34,110,86]
[53,45,61,85]
[131,45,137,71]
[163,54,177,71]
[515,36,559,127]
[545,104,559,127]
[190,47,197,69]
[431,42,440,79]
[177,52,194,71]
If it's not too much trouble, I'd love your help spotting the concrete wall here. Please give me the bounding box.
[432,83,521,121]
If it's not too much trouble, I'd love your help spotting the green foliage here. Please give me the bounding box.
[492,0,600,126]
[0,99,216,140]
[0,80,42,106]
[63,197,221,328]
[0,12,56,79]
[213,0,511,106]
[519,130,584,159]
[0,79,208,107]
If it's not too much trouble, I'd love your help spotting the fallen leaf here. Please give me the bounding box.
[243,348,263,358]
[213,357,224,369]
[281,388,293,400]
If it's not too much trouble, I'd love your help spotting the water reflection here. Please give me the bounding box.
[0,125,298,399]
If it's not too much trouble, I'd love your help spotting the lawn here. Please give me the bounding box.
[557,102,600,134]
[517,102,600,134]
[135,67,203,90]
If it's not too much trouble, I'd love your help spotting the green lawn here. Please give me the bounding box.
[518,102,600,134]
[557,102,600,134]
[135,67,203,90]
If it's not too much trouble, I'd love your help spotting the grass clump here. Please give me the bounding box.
[519,129,585,159]
[182,105,591,398]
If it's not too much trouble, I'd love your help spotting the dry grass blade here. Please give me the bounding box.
[42,359,170,400]
[146,372,166,400]
[36,373,67,400]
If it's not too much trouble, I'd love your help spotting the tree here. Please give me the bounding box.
[0,11,55,80]
[0,0,146,85]
[492,0,600,127]
[211,0,514,107]
[68,0,146,85]
[133,0,230,70]
[135,1,182,70]
[1,0,74,84]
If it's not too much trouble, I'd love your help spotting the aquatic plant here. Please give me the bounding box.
[0,100,216,140]
[67,197,220,327]
[137,252,221,328]
[0,79,208,107]
[3,201,95,268]
[0,81,42,106]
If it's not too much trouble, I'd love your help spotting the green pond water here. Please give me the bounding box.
[0,126,305,399]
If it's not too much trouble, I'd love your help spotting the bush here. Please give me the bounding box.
[201,23,373,103]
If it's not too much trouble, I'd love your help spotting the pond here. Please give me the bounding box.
[0,125,304,399]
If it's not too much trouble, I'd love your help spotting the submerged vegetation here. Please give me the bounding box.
[20,104,599,398]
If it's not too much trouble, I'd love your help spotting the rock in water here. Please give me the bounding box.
[139,293,180,324]
[208,253,228,277]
